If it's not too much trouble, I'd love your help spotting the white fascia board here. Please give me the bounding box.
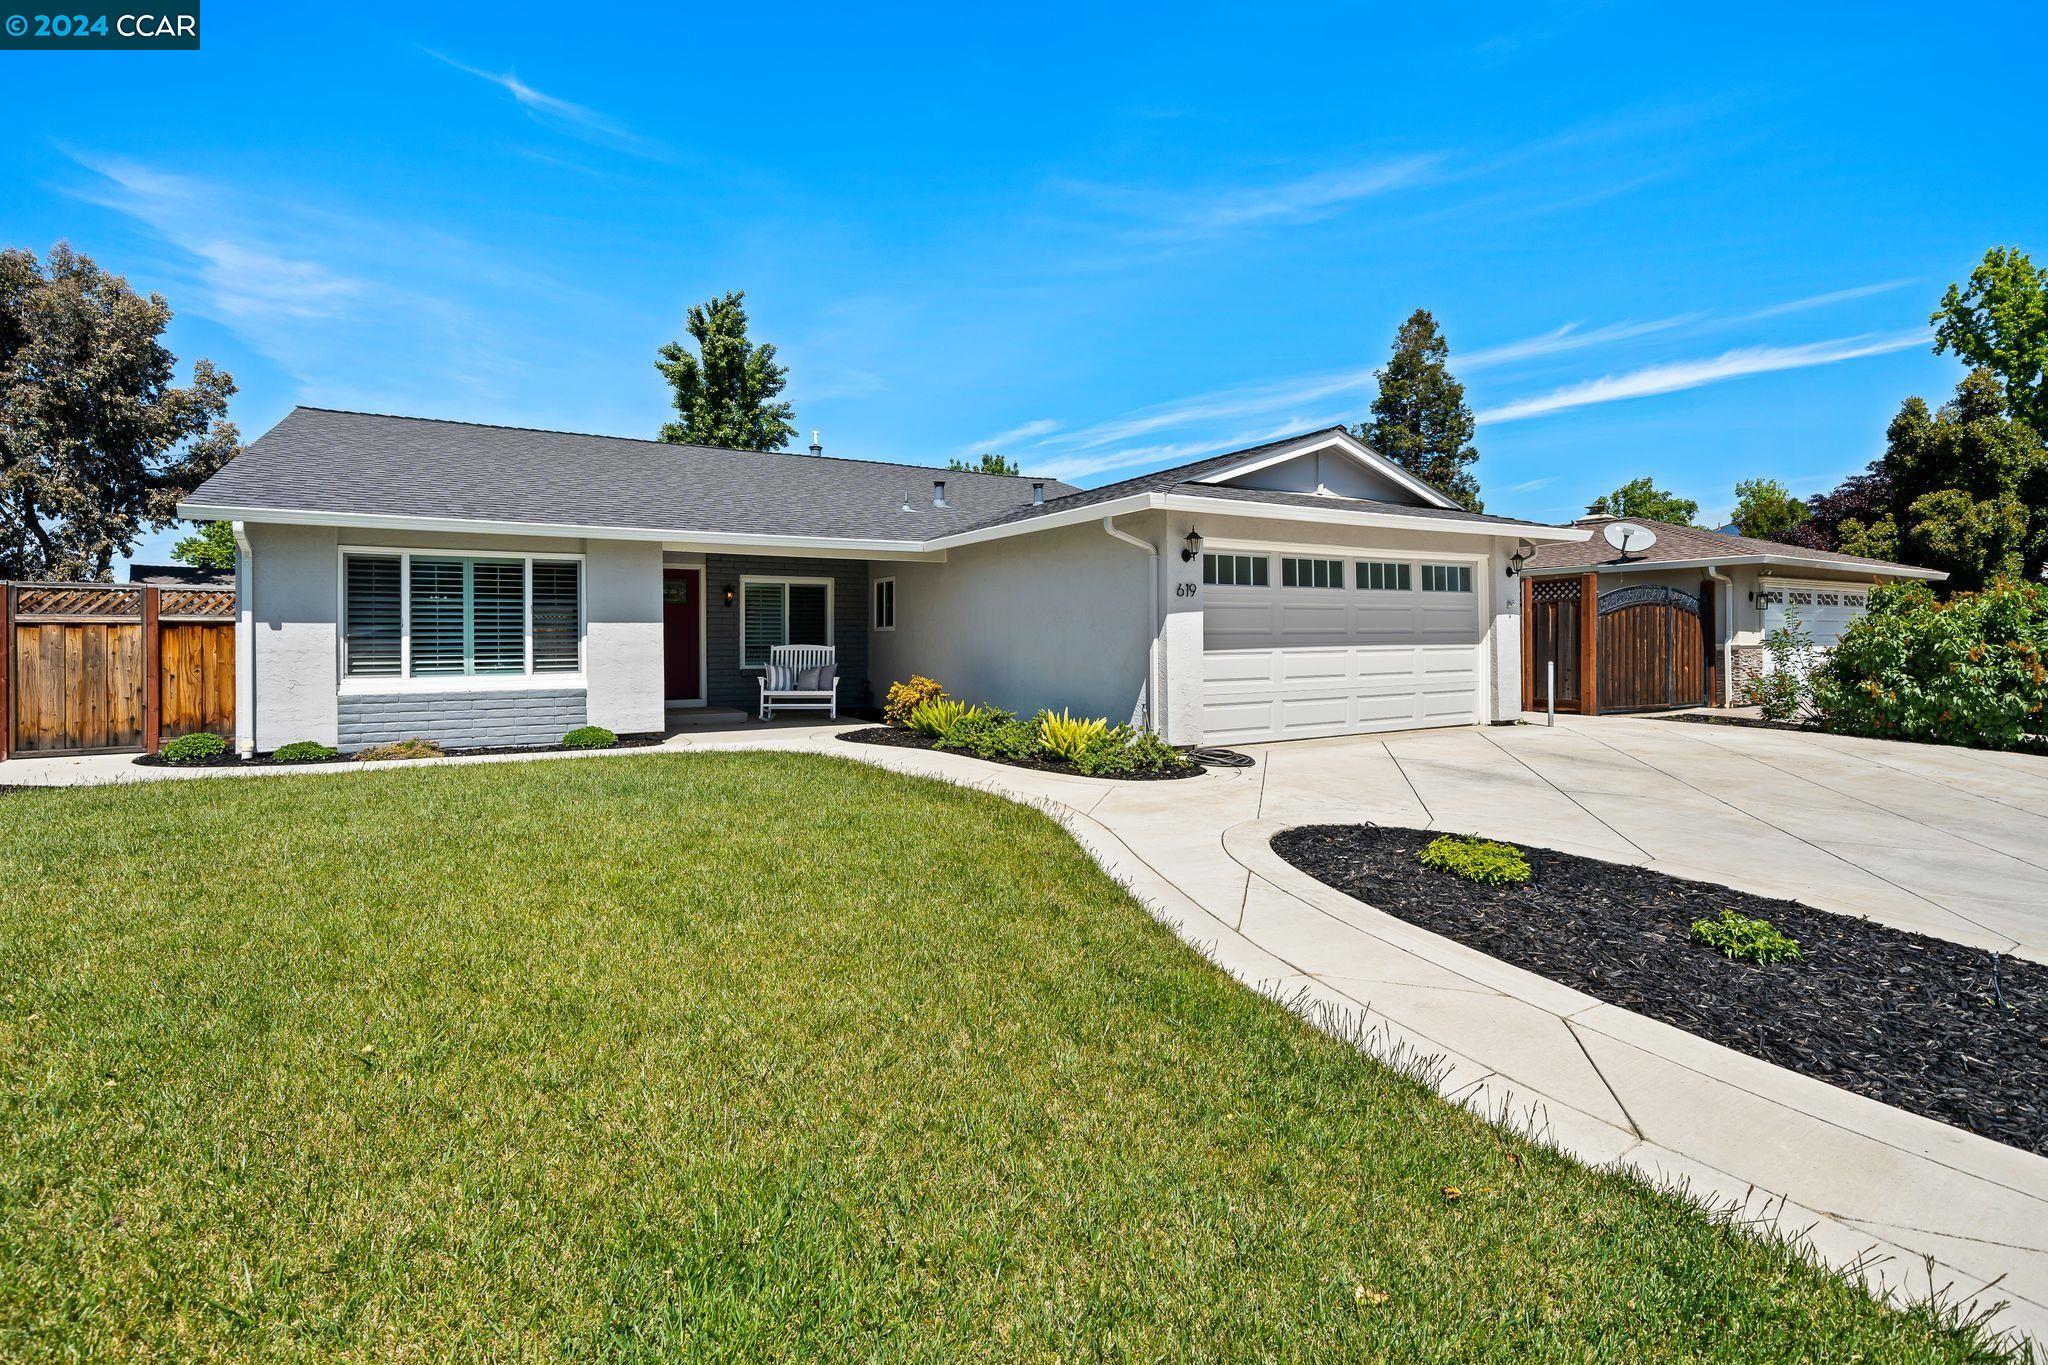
[1527,554,1946,580]
[920,492,1162,551]
[178,501,931,556]
[1159,493,1591,542]
[1187,430,1460,511]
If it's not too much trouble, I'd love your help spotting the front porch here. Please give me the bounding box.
[659,552,877,717]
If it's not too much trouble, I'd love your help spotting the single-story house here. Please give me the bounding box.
[1518,515,1945,713]
[126,563,235,587]
[178,408,1590,755]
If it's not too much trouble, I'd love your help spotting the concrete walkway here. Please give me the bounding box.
[6,714,2046,1343]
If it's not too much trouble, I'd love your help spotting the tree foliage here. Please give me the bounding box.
[1,243,238,581]
[947,452,1019,476]
[1729,478,1810,541]
[1584,477,1698,526]
[1933,246,2048,434]
[1356,309,1482,511]
[655,291,795,452]
[171,519,237,571]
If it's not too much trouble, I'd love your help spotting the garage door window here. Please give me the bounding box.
[1421,564,1472,593]
[1281,557,1344,589]
[1358,561,1411,592]
[1203,553,1268,586]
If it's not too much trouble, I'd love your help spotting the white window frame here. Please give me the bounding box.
[739,574,835,670]
[1202,552,1268,587]
[1421,562,1474,594]
[872,576,895,632]
[1280,556,1345,590]
[335,545,586,693]
[1357,560,1412,592]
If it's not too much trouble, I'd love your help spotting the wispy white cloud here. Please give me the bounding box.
[1476,330,1930,424]
[1458,315,1701,371]
[1736,278,1917,321]
[424,49,672,161]
[1503,475,1558,493]
[966,418,1060,454]
[1061,155,1441,241]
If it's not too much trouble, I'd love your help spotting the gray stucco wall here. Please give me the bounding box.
[337,689,587,751]
[702,554,873,710]
[867,519,1154,727]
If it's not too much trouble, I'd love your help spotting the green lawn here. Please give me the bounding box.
[0,754,2013,1360]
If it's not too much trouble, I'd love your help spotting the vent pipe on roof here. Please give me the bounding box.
[933,479,947,509]
[1032,481,1045,505]
[808,429,823,457]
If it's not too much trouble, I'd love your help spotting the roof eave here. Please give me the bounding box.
[1160,493,1591,541]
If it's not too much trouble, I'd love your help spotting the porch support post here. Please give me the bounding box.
[143,585,161,755]
[0,583,12,762]
[1578,571,1599,716]
[1519,575,1534,713]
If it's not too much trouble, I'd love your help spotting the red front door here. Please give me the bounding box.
[663,569,701,702]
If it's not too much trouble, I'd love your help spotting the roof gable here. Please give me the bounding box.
[1189,429,1458,509]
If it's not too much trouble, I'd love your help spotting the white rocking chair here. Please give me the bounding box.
[759,644,839,720]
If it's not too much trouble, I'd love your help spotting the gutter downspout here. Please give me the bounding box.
[1704,564,1732,707]
[233,521,256,757]
[1102,516,1160,734]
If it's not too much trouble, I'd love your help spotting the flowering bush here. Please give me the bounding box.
[1812,579,2048,750]
[884,676,945,728]
[1741,609,1816,722]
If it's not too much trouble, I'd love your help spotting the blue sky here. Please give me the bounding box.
[4,1,2041,570]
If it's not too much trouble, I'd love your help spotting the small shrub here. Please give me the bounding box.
[354,738,444,762]
[1124,729,1192,773]
[908,698,978,737]
[1072,725,1139,776]
[939,715,1040,762]
[1812,579,2048,750]
[270,740,338,765]
[158,732,229,765]
[1690,909,1802,965]
[1742,608,1815,721]
[1417,835,1531,885]
[884,676,946,728]
[561,725,618,750]
[1037,709,1108,762]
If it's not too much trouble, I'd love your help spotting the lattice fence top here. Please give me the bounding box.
[1529,577,1581,605]
[12,584,143,619]
[159,587,236,619]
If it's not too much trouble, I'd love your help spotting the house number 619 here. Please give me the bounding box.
[1175,582,1198,598]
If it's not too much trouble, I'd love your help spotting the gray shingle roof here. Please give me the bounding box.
[184,408,1081,542]
[1523,516,1942,578]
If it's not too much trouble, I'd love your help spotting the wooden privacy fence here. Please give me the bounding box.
[0,582,235,759]
[1523,573,1716,715]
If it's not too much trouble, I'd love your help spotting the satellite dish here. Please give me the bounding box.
[1603,521,1658,558]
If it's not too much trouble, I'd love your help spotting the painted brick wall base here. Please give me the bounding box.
[336,689,587,752]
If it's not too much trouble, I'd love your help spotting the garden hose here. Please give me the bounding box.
[1187,746,1256,769]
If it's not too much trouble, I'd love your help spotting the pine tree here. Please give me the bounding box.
[656,291,796,451]
[1355,310,1483,512]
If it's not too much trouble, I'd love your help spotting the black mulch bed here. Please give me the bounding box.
[836,726,1203,781]
[133,733,668,770]
[1273,823,2046,1154]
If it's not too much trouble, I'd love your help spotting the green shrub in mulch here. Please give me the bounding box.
[270,740,339,764]
[561,726,618,750]
[1690,909,1802,965]
[158,732,229,765]
[1417,834,1531,885]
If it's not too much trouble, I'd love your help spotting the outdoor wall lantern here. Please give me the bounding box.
[1506,540,1534,577]
[1181,527,1204,562]
[723,585,736,607]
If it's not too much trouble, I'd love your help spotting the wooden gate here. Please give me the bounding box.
[1596,584,1705,713]
[1,582,235,759]
[1523,576,1591,712]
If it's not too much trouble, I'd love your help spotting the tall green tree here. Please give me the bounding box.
[655,291,796,451]
[171,519,237,571]
[1866,368,2047,591]
[1933,246,2047,433]
[947,452,1019,476]
[1729,478,1810,541]
[1584,477,1699,525]
[1356,309,1483,511]
[1,243,238,581]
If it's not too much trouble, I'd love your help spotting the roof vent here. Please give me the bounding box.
[808,429,823,457]
[1031,481,1045,505]
[932,479,948,509]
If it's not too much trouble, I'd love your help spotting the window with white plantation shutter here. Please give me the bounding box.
[343,555,402,677]
[742,581,784,667]
[409,558,467,675]
[470,560,525,674]
[531,561,581,673]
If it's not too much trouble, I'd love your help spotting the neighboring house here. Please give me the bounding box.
[178,408,1587,755]
[1520,515,1945,711]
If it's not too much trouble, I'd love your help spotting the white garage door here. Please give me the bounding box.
[1199,552,1484,745]
[1760,582,1870,677]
